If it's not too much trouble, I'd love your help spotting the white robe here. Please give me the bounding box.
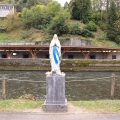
[49,39,61,74]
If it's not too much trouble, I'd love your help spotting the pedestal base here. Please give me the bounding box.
[42,74,68,112]
[42,99,67,112]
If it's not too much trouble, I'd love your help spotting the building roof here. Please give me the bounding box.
[0,45,119,51]
[0,4,14,9]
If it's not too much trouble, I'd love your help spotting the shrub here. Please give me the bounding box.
[115,36,120,44]
[97,33,108,41]
[98,21,107,30]
[47,16,69,36]
[4,14,23,32]
[69,23,81,35]
[20,31,29,40]
[84,21,97,31]
[81,28,94,38]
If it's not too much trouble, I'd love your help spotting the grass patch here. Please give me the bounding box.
[0,99,43,111]
[71,100,120,113]
[0,20,120,48]
[0,99,120,113]
[0,33,7,40]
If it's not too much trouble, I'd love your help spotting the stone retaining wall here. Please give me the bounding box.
[0,59,120,71]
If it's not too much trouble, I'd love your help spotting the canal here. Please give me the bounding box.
[0,71,120,100]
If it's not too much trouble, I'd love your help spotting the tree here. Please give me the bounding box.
[69,0,91,23]
[21,5,46,28]
[46,1,61,17]
[39,0,52,5]
[26,0,40,8]
[48,15,69,36]
[4,12,23,31]
[47,9,70,35]
[107,1,118,41]
[64,1,69,9]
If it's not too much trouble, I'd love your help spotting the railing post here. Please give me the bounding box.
[2,76,6,100]
[111,73,115,100]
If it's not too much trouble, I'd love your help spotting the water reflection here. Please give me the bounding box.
[0,71,120,100]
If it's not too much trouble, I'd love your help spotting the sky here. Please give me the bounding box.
[55,0,71,6]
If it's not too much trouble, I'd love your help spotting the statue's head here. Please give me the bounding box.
[53,34,58,40]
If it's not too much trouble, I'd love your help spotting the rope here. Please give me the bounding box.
[7,79,46,83]
[0,75,119,83]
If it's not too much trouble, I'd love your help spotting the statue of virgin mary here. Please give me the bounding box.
[49,34,61,75]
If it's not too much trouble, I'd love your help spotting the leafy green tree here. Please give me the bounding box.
[68,23,81,35]
[64,1,69,9]
[15,0,26,12]
[26,0,40,8]
[107,1,118,41]
[47,9,70,35]
[46,1,61,17]
[39,0,52,5]
[21,5,46,28]
[69,0,91,23]
[4,13,23,31]
[84,21,97,31]
[48,16,69,36]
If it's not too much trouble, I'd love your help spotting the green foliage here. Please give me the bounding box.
[26,0,40,9]
[71,100,120,113]
[115,36,120,44]
[97,32,108,41]
[46,1,61,17]
[46,4,70,35]
[47,16,69,36]
[107,27,117,41]
[21,2,70,36]
[69,0,91,23]
[84,21,97,31]
[69,23,81,35]
[64,1,69,9]
[22,5,48,28]
[0,99,43,110]
[81,28,94,38]
[39,0,52,5]
[98,21,107,30]
[0,33,7,40]
[114,20,120,38]
[107,1,118,41]
[20,31,29,40]
[4,13,23,32]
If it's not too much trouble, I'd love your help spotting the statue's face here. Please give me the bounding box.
[54,37,57,40]
[53,34,58,40]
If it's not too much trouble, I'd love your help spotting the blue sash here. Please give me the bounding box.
[52,46,61,64]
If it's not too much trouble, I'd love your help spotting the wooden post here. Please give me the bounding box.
[111,73,115,100]
[2,76,6,100]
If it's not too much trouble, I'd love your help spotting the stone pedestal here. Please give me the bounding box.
[42,74,67,112]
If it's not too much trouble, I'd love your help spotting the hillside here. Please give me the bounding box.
[0,19,120,48]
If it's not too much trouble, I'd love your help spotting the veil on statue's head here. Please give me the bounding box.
[53,34,58,40]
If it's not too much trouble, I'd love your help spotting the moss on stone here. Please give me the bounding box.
[0,59,120,71]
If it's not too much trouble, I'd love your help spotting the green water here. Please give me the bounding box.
[0,71,120,100]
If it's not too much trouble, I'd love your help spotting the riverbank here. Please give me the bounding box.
[0,99,120,113]
[0,59,120,71]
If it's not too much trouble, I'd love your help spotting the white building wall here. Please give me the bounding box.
[0,4,14,17]
[0,50,120,59]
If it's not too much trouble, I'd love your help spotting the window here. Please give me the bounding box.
[90,55,96,59]
[112,55,116,59]
[13,52,17,56]
[45,54,49,59]
[68,55,74,59]
[1,54,7,58]
[23,54,29,58]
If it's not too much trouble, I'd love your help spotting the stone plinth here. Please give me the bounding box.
[42,74,67,112]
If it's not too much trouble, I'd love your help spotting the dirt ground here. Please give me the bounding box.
[20,102,90,114]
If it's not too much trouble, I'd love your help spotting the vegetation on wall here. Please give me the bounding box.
[0,59,120,71]
[0,0,120,46]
